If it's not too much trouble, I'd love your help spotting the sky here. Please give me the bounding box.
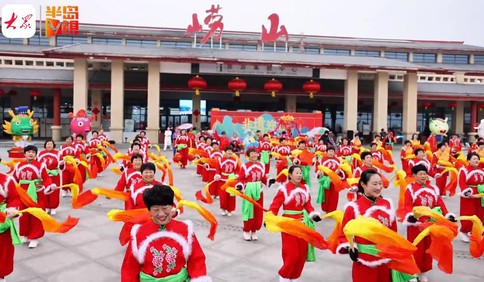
[2,0,484,46]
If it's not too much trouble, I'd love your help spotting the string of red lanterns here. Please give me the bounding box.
[30,90,41,100]
[448,102,457,110]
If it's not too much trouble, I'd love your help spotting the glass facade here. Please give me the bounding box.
[92,37,122,45]
[442,54,469,64]
[324,49,351,56]
[125,39,157,47]
[354,50,380,57]
[228,44,257,51]
[160,41,191,48]
[413,53,437,63]
[384,51,408,61]
[474,55,484,65]
[56,36,88,46]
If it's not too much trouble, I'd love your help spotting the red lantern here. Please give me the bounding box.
[479,104,484,112]
[188,75,207,96]
[449,102,457,110]
[228,77,247,97]
[302,80,320,99]
[422,101,433,109]
[30,90,41,100]
[264,78,283,98]
[8,90,17,97]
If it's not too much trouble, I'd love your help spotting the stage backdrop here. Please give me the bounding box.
[210,109,322,139]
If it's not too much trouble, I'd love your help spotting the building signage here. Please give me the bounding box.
[199,63,313,77]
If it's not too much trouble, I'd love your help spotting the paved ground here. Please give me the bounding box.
[2,143,484,282]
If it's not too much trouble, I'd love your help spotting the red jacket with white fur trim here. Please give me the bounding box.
[338,195,396,267]
[458,165,484,197]
[121,219,211,282]
[236,161,268,188]
[403,181,451,225]
[269,181,317,220]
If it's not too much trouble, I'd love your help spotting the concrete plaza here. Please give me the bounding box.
[3,143,484,282]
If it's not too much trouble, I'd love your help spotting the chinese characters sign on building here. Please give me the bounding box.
[1,4,36,38]
[186,4,289,47]
[45,6,79,37]
[186,4,224,46]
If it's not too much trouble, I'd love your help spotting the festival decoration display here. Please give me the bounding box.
[68,109,95,136]
[2,106,39,157]
[429,118,449,136]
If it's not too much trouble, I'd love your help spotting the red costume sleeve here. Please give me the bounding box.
[186,234,209,280]
[458,168,468,192]
[121,240,141,282]
[6,176,20,209]
[115,171,128,192]
[269,189,285,215]
[337,203,356,251]
[403,184,415,221]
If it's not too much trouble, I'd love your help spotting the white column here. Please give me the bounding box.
[343,70,358,133]
[146,61,160,143]
[91,90,102,130]
[285,95,297,112]
[110,60,124,143]
[373,72,389,133]
[454,101,464,135]
[73,58,88,113]
[192,92,201,131]
[402,72,418,140]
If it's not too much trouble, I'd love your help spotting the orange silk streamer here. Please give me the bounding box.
[377,147,394,165]
[188,148,209,159]
[15,184,41,208]
[111,167,123,175]
[91,188,129,201]
[322,210,344,254]
[17,207,78,233]
[292,150,315,165]
[264,211,329,250]
[372,159,395,173]
[318,165,347,192]
[177,199,218,240]
[457,215,484,258]
[195,180,214,204]
[412,224,455,274]
[102,141,119,153]
[112,152,131,162]
[440,167,458,196]
[226,187,267,211]
[412,206,458,236]
[343,216,419,275]
[395,170,408,221]
[61,184,98,209]
[276,168,288,180]
[338,163,353,178]
[107,208,150,223]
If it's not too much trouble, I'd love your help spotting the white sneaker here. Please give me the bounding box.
[28,239,39,249]
[418,273,429,282]
[0,277,6,282]
[243,232,251,241]
[409,278,418,282]
[50,209,57,215]
[221,210,227,216]
[46,209,51,214]
[227,212,232,217]
[279,276,291,282]
[62,190,68,197]
[20,236,28,243]
[251,232,258,241]
[460,231,470,243]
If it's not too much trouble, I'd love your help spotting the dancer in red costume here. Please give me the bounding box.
[338,169,396,282]
[37,140,61,215]
[269,165,321,282]
[206,142,223,198]
[274,138,291,183]
[259,133,272,174]
[236,148,276,241]
[195,136,207,176]
[0,172,20,281]
[400,140,413,174]
[74,134,89,188]
[449,134,462,155]
[175,129,190,168]
[432,142,451,197]
[316,146,346,212]
[458,152,484,243]
[370,142,383,163]
[13,145,57,249]
[406,148,432,176]
[114,154,144,210]
[214,146,239,216]
[338,138,352,159]
[128,163,162,210]
[403,164,455,282]
[121,185,211,282]
[59,136,79,196]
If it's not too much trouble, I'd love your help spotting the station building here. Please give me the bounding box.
[1,22,484,143]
